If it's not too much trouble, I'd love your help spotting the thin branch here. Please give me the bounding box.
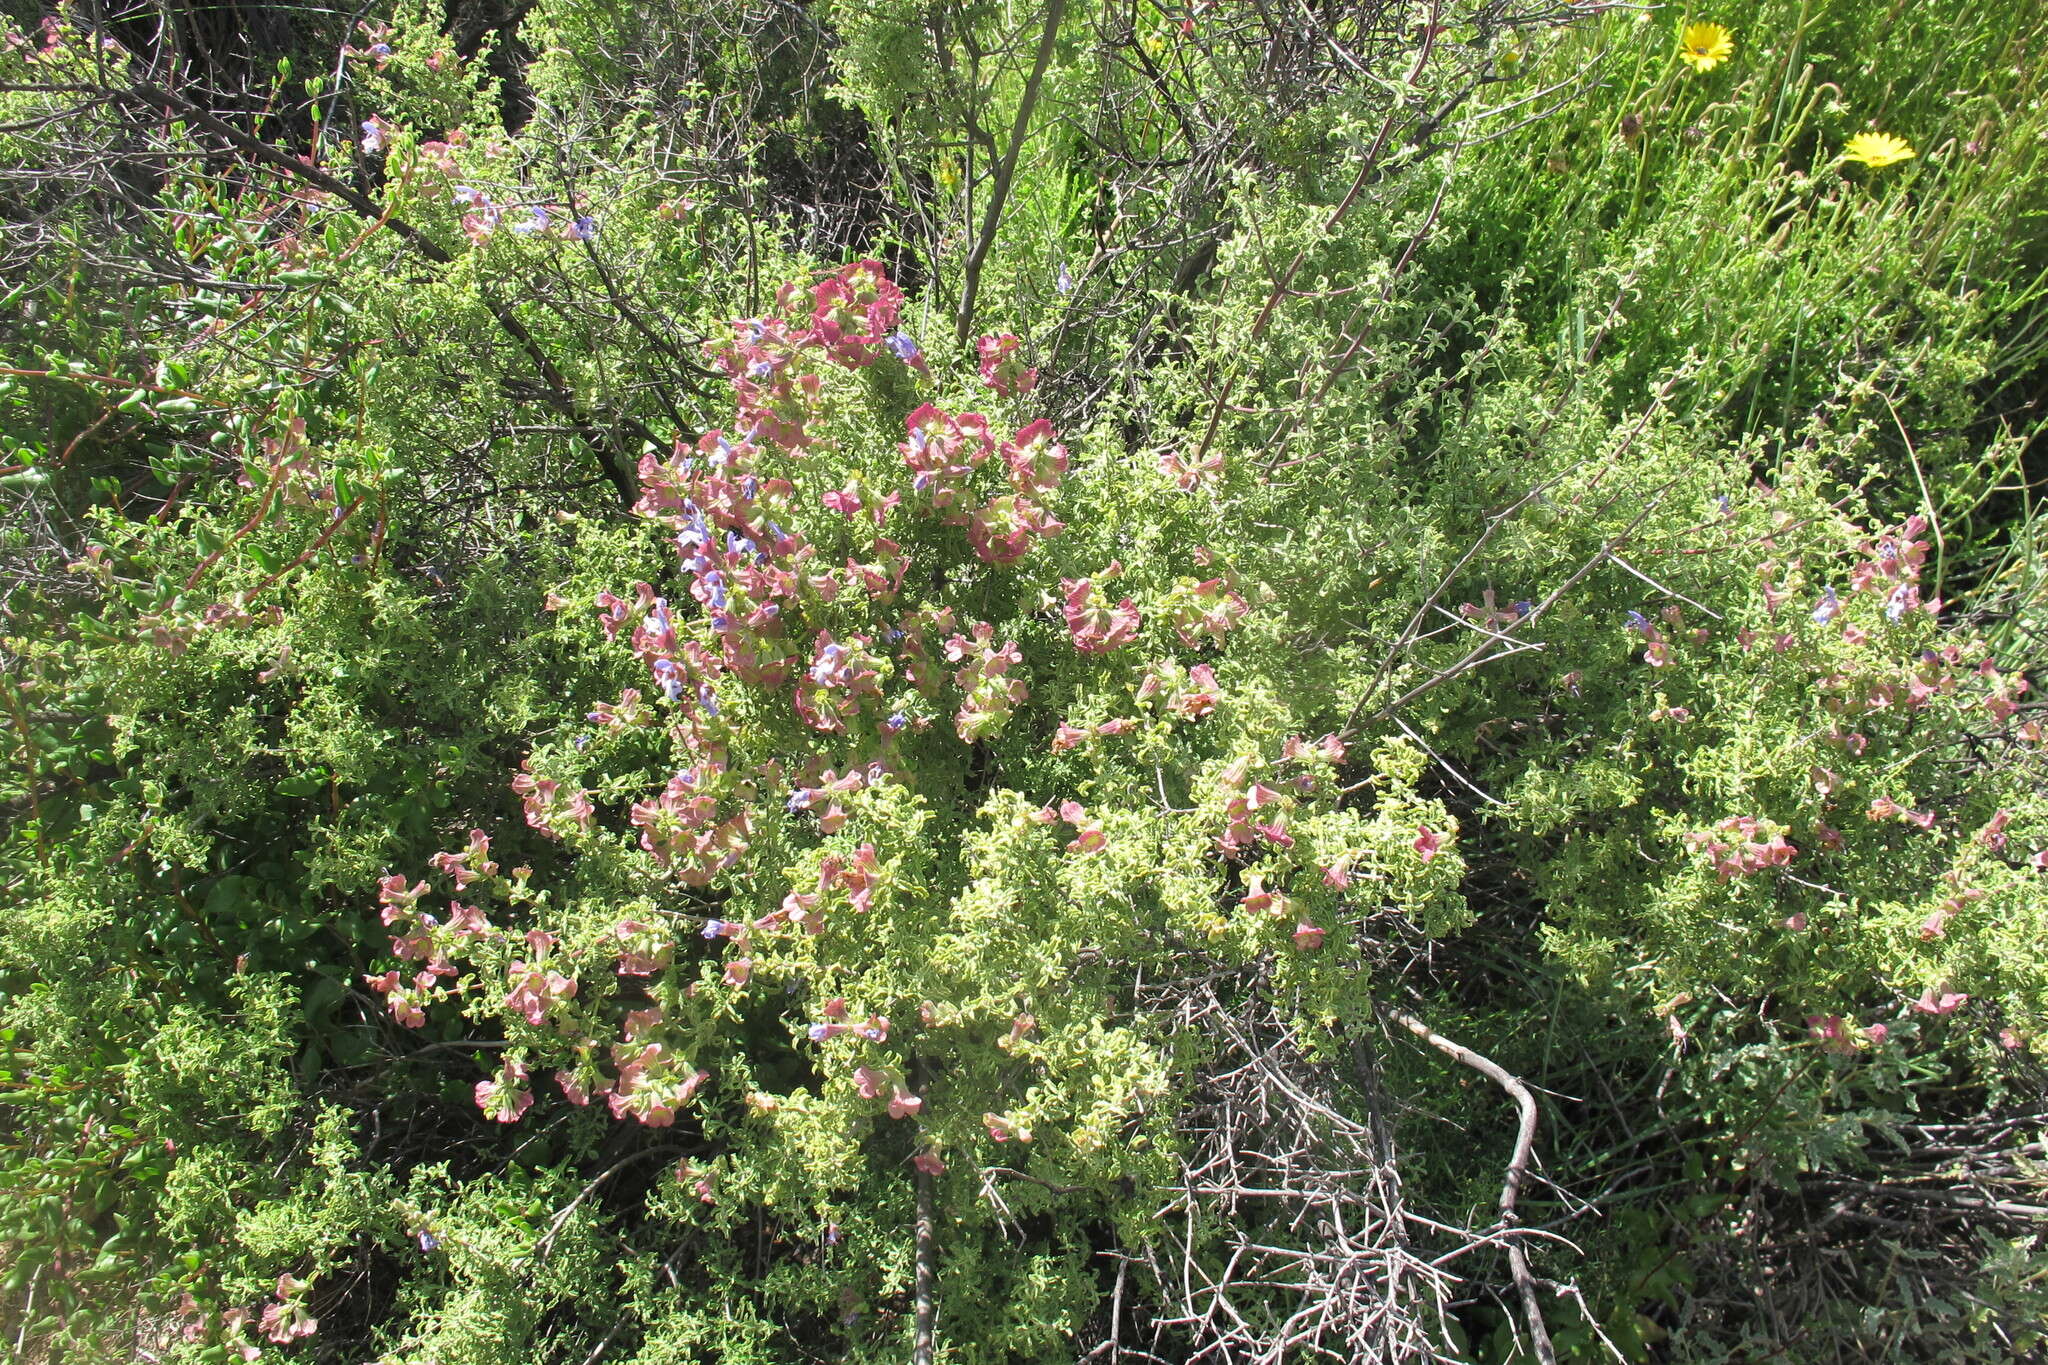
[1381,1004,1556,1365]
[955,0,1069,344]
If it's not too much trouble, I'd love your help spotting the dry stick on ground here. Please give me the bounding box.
[1380,1005,1556,1365]
[953,0,1067,345]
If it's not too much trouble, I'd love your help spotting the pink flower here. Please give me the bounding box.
[913,1149,947,1175]
[1414,826,1444,863]
[1781,913,1807,931]
[1910,987,1967,1016]
[1292,922,1325,951]
[614,920,672,976]
[976,333,1038,396]
[1978,810,2012,851]
[983,1112,1032,1143]
[1061,577,1142,652]
[1052,722,1090,750]
[888,1087,924,1120]
[722,957,753,988]
[1003,419,1067,495]
[967,493,1062,565]
[853,1065,888,1099]
[505,963,578,1026]
[475,1058,534,1123]
[556,1069,599,1106]
[1806,1015,1855,1054]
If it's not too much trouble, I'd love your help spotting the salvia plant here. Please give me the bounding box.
[2,0,2047,1362]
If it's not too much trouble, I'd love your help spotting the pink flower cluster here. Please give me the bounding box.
[628,762,752,885]
[553,1007,712,1126]
[1807,1014,1887,1055]
[1165,574,1248,649]
[1032,799,1107,854]
[1214,758,1294,855]
[511,762,595,839]
[475,1056,534,1122]
[765,843,886,935]
[1063,571,1142,653]
[1684,816,1797,881]
[945,622,1029,742]
[976,332,1038,396]
[1916,871,1987,940]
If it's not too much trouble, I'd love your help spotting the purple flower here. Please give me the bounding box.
[571,215,598,241]
[651,658,684,702]
[1812,586,1840,625]
[361,120,384,153]
[369,42,393,57]
[452,186,481,206]
[697,682,719,717]
[787,789,815,812]
[886,712,907,731]
[418,1230,438,1251]
[1513,600,1535,618]
[886,331,922,363]
[1885,583,1913,622]
[1625,610,1651,633]
[509,206,548,236]
[1057,262,1074,295]
[702,919,730,939]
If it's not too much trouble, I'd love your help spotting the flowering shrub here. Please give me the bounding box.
[354,262,1463,1214]
[6,1,2048,1361]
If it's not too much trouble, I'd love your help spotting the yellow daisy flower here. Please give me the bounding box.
[1841,131,1916,169]
[1677,20,1734,72]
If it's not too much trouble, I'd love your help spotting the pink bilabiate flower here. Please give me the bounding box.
[475,1057,534,1123]
[1910,987,1968,1016]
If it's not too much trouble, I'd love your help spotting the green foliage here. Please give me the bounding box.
[3,0,2047,1361]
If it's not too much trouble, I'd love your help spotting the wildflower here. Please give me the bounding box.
[1811,586,1839,625]
[1910,987,1967,1016]
[1841,132,1916,168]
[1414,826,1444,863]
[570,215,599,241]
[885,330,928,373]
[475,1057,534,1122]
[1676,20,1734,73]
[976,333,1038,396]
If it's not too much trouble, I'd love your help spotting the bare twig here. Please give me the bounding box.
[1381,1004,1555,1365]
